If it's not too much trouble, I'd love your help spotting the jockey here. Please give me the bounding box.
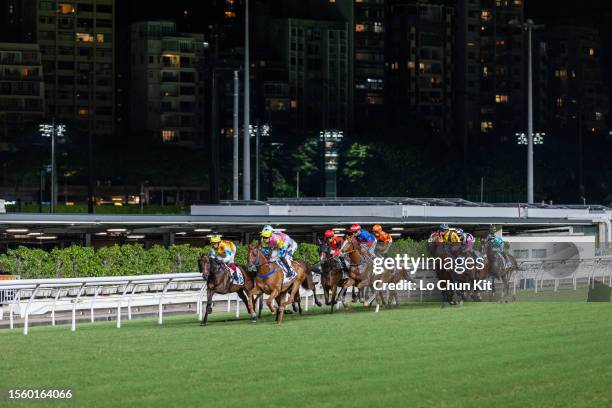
[456,228,474,248]
[323,229,349,277]
[372,224,393,257]
[347,224,376,257]
[209,235,239,281]
[260,225,297,278]
[487,227,504,253]
[439,224,461,243]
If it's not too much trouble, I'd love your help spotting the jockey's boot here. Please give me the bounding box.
[280,257,294,278]
[231,271,239,282]
[340,257,349,279]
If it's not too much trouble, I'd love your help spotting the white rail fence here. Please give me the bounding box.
[1,257,610,336]
[0,273,320,336]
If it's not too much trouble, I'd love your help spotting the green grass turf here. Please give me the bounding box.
[1,302,612,408]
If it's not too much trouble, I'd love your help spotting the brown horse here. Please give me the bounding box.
[317,239,345,313]
[338,235,382,308]
[427,236,465,306]
[198,255,256,326]
[246,245,309,324]
[481,241,518,302]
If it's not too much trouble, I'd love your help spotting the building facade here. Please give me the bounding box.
[385,0,454,139]
[269,18,350,135]
[455,0,525,142]
[129,21,206,145]
[546,25,609,135]
[0,42,45,148]
[36,0,115,137]
[354,0,385,131]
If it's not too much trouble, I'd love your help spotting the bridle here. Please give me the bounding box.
[248,246,281,278]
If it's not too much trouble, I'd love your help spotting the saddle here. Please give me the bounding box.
[224,264,244,285]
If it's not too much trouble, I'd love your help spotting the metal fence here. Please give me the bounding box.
[1,257,610,336]
[0,275,19,304]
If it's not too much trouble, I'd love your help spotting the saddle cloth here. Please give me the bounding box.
[229,267,244,286]
[276,261,297,286]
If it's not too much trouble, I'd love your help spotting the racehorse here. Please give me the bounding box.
[198,255,256,326]
[246,244,309,324]
[317,239,346,313]
[337,235,382,309]
[427,234,466,306]
[482,241,518,302]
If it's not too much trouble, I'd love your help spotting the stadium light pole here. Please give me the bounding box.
[39,120,65,213]
[233,70,240,201]
[510,18,543,204]
[242,0,251,200]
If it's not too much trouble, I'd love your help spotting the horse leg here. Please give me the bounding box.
[248,287,262,322]
[330,284,339,314]
[267,289,279,315]
[323,285,330,306]
[236,289,250,316]
[275,294,284,323]
[202,288,214,326]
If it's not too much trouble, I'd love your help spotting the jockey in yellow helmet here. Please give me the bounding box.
[209,235,238,280]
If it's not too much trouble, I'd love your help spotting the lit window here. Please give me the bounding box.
[483,66,489,77]
[588,48,595,56]
[96,34,105,43]
[57,3,75,14]
[554,69,567,78]
[20,68,30,77]
[418,63,425,73]
[290,100,297,109]
[556,97,563,107]
[355,24,365,32]
[595,112,603,120]
[76,33,94,42]
[161,130,176,142]
[513,0,522,5]
[373,22,383,33]
[481,10,491,22]
[78,107,89,116]
[224,11,236,19]
[407,61,415,69]
[367,94,383,105]
[496,39,505,46]
[481,121,494,132]
[495,94,509,103]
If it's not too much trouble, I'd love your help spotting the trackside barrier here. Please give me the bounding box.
[1,258,610,335]
[0,273,326,335]
[0,275,20,307]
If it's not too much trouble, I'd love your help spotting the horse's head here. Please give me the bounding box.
[198,254,210,280]
[247,244,261,272]
[317,238,328,263]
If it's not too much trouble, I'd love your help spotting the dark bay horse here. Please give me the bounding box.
[318,239,345,313]
[338,235,381,308]
[482,241,518,302]
[427,237,466,306]
[246,245,309,324]
[198,255,256,326]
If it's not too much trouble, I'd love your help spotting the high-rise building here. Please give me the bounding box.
[546,25,609,134]
[268,17,350,135]
[455,0,525,142]
[36,0,115,137]
[0,42,45,149]
[385,0,454,139]
[354,0,385,131]
[129,21,206,145]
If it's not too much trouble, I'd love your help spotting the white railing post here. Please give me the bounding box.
[71,284,86,332]
[235,292,240,318]
[90,286,101,323]
[158,278,173,325]
[127,284,138,320]
[51,288,62,326]
[117,282,131,329]
[23,284,41,335]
